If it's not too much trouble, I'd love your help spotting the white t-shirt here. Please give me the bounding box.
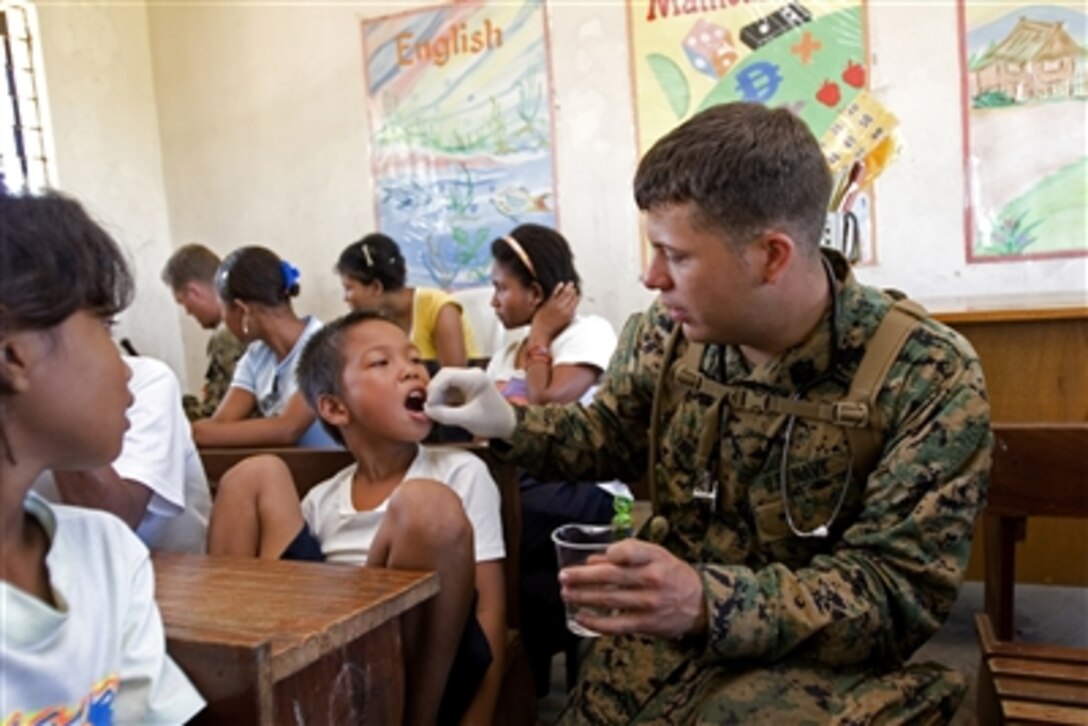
[34,356,212,554]
[231,315,338,448]
[486,314,617,406]
[486,314,629,498]
[301,446,505,565]
[1,494,205,723]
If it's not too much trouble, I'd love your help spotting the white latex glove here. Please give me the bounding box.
[425,367,517,440]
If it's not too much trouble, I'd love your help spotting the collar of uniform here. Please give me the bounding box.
[718,248,855,392]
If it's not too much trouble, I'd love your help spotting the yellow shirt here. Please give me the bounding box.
[411,287,480,360]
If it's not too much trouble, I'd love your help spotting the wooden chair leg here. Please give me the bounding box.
[984,514,1025,641]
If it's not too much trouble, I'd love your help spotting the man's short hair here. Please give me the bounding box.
[161,243,222,290]
[633,102,832,252]
[297,309,388,445]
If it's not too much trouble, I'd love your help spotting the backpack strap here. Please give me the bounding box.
[646,297,925,516]
[840,298,926,478]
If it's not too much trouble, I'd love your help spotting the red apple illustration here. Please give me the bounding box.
[842,61,865,89]
[816,80,841,107]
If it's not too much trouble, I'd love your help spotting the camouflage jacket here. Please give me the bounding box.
[499,251,992,722]
[183,326,246,421]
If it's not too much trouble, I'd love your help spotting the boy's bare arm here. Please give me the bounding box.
[461,559,505,726]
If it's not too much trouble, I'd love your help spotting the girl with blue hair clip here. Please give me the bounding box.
[192,246,339,448]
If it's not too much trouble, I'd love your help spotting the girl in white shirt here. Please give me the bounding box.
[0,190,203,723]
[486,224,628,697]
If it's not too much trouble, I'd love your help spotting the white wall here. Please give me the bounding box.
[34,1,186,378]
[34,1,1087,392]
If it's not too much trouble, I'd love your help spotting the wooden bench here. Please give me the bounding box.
[198,443,536,726]
[975,423,1088,724]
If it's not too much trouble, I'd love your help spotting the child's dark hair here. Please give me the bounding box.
[216,246,301,306]
[297,309,388,445]
[0,189,134,337]
[335,233,406,292]
[490,224,580,298]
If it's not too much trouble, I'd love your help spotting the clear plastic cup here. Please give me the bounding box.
[551,523,616,638]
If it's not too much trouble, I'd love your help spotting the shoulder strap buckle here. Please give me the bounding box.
[831,401,869,427]
[675,365,702,390]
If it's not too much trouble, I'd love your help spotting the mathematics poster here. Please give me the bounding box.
[627,1,871,154]
[362,0,558,288]
[959,1,1087,263]
[627,1,890,264]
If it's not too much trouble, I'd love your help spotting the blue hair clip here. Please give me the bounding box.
[280,260,301,291]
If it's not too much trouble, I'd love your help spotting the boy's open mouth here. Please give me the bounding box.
[405,389,426,413]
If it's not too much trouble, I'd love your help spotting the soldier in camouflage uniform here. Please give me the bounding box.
[182,325,246,419]
[427,102,991,724]
[162,243,246,420]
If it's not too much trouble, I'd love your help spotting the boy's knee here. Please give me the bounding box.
[218,454,293,498]
[387,478,472,550]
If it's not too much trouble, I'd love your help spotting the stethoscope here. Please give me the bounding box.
[776,257,854,538]
[649,257,854,540]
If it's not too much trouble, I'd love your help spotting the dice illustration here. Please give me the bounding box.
[683,19,739,79]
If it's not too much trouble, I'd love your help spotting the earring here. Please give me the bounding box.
[242,318,250,336]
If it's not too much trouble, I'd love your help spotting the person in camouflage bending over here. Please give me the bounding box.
[427,102,991,724]
[162,243,246,420]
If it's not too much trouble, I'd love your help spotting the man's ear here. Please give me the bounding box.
[754,231,795,284]
[189,282,214,303]
[0,332,35,395]
[317,393,350,430]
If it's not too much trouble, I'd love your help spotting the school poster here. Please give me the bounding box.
[628,2,872,152]
[959,1,1087,262]
[626,1,885,264]
[361,0,557,289]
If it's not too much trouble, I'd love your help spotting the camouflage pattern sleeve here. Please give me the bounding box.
[696,325,992,667]
[184,327,246,421]
[498,302,674,485]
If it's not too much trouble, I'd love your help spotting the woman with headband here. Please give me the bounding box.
[336,233,478,368]
[192,246,338,448]
[485,223,629,697]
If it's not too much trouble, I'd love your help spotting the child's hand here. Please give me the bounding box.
[530,281,578,343]
[425,368,517,439]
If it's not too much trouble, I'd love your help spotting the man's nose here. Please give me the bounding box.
[642,254,669,291]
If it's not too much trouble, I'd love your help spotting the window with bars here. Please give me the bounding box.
[2,3,49,192]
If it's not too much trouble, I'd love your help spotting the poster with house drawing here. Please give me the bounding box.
[960,1,1087,262]
[361,0,557,289]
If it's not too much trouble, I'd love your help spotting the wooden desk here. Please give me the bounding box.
[153,552,438,724]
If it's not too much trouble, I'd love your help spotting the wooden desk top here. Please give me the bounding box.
[153,553,439,683]
[920,292,1088,324]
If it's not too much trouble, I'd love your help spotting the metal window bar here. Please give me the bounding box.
[2,4,49,192]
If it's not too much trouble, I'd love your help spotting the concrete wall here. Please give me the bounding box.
[35,1,185,375]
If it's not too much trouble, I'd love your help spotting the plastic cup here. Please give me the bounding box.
[551,523,616,638]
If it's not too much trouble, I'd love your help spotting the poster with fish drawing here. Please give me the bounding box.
[362,0,557,289]
[959,1,1087,262]
[627,1,889,265]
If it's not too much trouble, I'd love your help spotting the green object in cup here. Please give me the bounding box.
[612,494,634,538]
